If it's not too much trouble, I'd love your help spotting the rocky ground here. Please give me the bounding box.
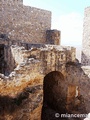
[0,83,43,120]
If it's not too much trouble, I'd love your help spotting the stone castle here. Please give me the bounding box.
[0,0,90,120]
[81,7,90,65]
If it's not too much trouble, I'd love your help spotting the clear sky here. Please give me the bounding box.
[23,0,90,47]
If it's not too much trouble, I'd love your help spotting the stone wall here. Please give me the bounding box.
[10,45,76,74]
[0,45,76,120]
[46,30,61,45]
[1,45,90,119]
[0,38,75,75]
[0,0,23,5]
[0,51,43,120]
[65,64,89,113]
[42,63,90,120]
[0,0,51,43]
[81,7,90,65]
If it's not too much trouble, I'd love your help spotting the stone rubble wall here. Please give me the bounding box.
[0,1,51,43]
[0,0,23,5]
[0,55,43,119]
[10,45,76,74]
[46,30,61,45]
[66,64,90,114]
[1,45,90,119]
[0,44,76,96]
[0,38,76,75]
[0,45,76,120]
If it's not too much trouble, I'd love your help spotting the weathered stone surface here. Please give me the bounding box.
[0,0,51,44]
[0,1,90,120]
[0,45,76,120]
[82,7,90,65]
[0,84,43,120]
[46,30,61,45]
[41,63,90,120]
[0,44,90,120]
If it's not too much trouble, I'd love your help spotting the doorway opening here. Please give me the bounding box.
[42,71,67,120]
[0,44,6,74]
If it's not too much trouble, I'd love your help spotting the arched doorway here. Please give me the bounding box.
[41,71,86,120]
[41,71,67,120]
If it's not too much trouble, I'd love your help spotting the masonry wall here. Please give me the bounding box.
[0,45,90,120]
[66,65,90,113]
[81,7,90,65]
[0,1,51,43]
[46,30,61,45]
[0,37,75,75]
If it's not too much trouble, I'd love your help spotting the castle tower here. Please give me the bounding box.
[81,7,90,65]
[46,30,61,45]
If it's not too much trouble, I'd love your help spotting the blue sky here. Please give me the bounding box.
[23,0,90,47]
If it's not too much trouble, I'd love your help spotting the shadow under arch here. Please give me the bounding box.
[41,71,68,120]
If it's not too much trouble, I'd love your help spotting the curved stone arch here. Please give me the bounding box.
[41,71,66,120]
[41,70,87,120]
[42,71,67,120]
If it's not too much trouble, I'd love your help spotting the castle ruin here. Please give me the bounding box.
[82,7,90,65]
[0,0,90,120]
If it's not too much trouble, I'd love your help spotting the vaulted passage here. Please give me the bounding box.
[41,71,86,120]
[41,71,67,120]
[43,71,66,111]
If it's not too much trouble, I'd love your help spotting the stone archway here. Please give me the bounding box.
[41,71,67,120]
